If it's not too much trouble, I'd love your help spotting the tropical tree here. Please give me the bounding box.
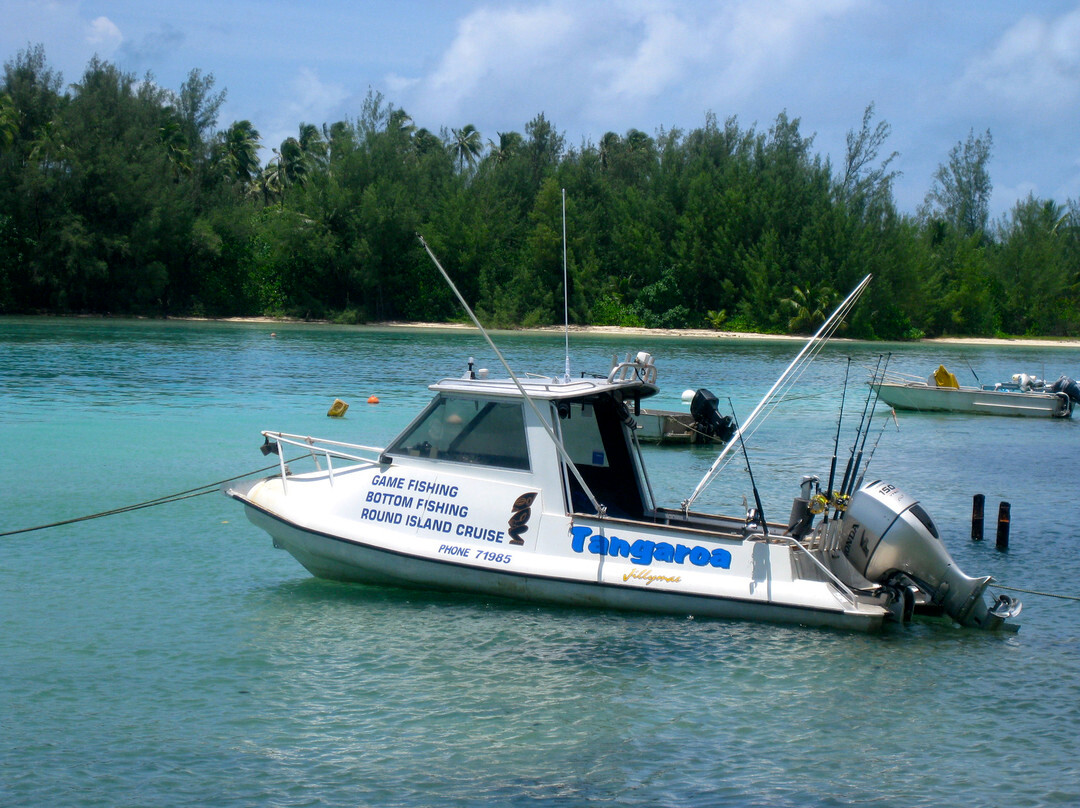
[923,128,993,239]
[838,102,899,212]
[298,122,327,171]
[176,68,225,166]
[780,283,839,333]
[218,119,261,185]
[487,130,522,165]
[0,92,16,151]
[449,123,482,171]
[158,110,192,179]
[598,131,620,171]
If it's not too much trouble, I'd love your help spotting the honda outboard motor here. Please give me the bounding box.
[690,389,737,442]
[839,480,1021,629]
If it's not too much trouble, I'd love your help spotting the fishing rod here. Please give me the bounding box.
[834,353,884,510]
[964,357,981,385]
[683,274,871,512]
[728,398,767,537]
[821,357,852,524]
[854,407,899,491]
[844,352,891,499]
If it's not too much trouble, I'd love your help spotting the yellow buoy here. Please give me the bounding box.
[327,398,349,417]
[367,395,380,404]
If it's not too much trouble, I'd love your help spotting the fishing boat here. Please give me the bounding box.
[225,251,1020,633]
[873,365,1080,418]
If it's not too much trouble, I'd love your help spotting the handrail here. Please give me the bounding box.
[261,431,384,494]
[263,431,384,461]
[776,533,860,606]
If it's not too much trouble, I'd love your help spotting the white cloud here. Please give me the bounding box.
[86,16,122,52]
[955,6,1080,112]
[398,0,862,136]
[413,3,578,122]
[263,66,349,150]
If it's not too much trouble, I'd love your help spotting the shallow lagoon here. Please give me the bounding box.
[2,317,1079,807]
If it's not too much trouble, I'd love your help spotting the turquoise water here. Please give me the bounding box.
[2,316,1079,807]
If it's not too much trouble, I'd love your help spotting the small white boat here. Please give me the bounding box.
[873,365,1079,418]
[227,349,1020,632]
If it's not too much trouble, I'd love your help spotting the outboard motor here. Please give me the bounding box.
[690,389,737,442]
[1050,375,1080,407]
[838,480,1021,629]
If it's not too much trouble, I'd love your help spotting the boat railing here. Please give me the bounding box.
[262,431,384,494]
[607,353,657,385]
[874,368,932,385]
[783,522,860,606]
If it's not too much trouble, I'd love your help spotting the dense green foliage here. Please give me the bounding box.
[2,47,1079,338]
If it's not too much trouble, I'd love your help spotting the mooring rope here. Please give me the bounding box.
[0,459,299,539]
[991,583,1080,603]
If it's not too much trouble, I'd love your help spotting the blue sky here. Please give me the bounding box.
[5,1,1080,220]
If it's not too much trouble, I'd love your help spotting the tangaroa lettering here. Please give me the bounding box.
[569,526,732,569]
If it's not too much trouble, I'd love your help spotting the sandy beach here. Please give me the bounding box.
[236,317,1080,349]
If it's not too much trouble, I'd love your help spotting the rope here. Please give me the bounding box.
[0,458,300,539]
[991,583,1080,602]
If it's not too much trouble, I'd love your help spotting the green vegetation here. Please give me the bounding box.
[2,46,1079,339]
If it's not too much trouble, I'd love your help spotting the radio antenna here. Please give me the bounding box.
[562,188,570,382]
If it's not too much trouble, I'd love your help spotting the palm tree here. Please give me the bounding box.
[413,127,443,156]
[449,124,482,171]
[487,130,522,165]
[221,119,261,185]
[781,283,839,333]
[297,122,327,171]
[598,132,620,171]
[277,136,309,189]
[249,163,282,206]
[159,118,192,179]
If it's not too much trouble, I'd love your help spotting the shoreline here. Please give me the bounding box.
[9,312,1080,348]
[304,319,1080,349]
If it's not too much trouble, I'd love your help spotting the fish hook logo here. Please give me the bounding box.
[507,492,538,545]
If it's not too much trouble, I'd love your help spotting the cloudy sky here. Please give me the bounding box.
[5,1,1080,218]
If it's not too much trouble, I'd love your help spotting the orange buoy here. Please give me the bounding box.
[367,395,380,404]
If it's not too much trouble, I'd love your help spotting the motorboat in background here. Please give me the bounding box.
[638,388,736,445]
[873,365,1080,418]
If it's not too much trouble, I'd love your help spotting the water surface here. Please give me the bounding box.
[2,317,1078,807]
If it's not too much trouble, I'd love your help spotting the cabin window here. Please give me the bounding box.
[557,402,608,467]
[387,396,530,470]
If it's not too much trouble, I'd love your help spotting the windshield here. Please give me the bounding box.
[386,396,530,470]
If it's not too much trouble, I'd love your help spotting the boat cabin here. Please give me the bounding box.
[382,354,661,523]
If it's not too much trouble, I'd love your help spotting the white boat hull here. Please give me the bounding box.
[238,493,885,631]
[874,382,1071,417]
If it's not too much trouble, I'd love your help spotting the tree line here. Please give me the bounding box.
[1,45,1078,339]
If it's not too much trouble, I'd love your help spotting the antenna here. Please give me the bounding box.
[562,188,570,383]
[417,233,604,515]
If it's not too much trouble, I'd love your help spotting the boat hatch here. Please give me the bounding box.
[385,395,531,470]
